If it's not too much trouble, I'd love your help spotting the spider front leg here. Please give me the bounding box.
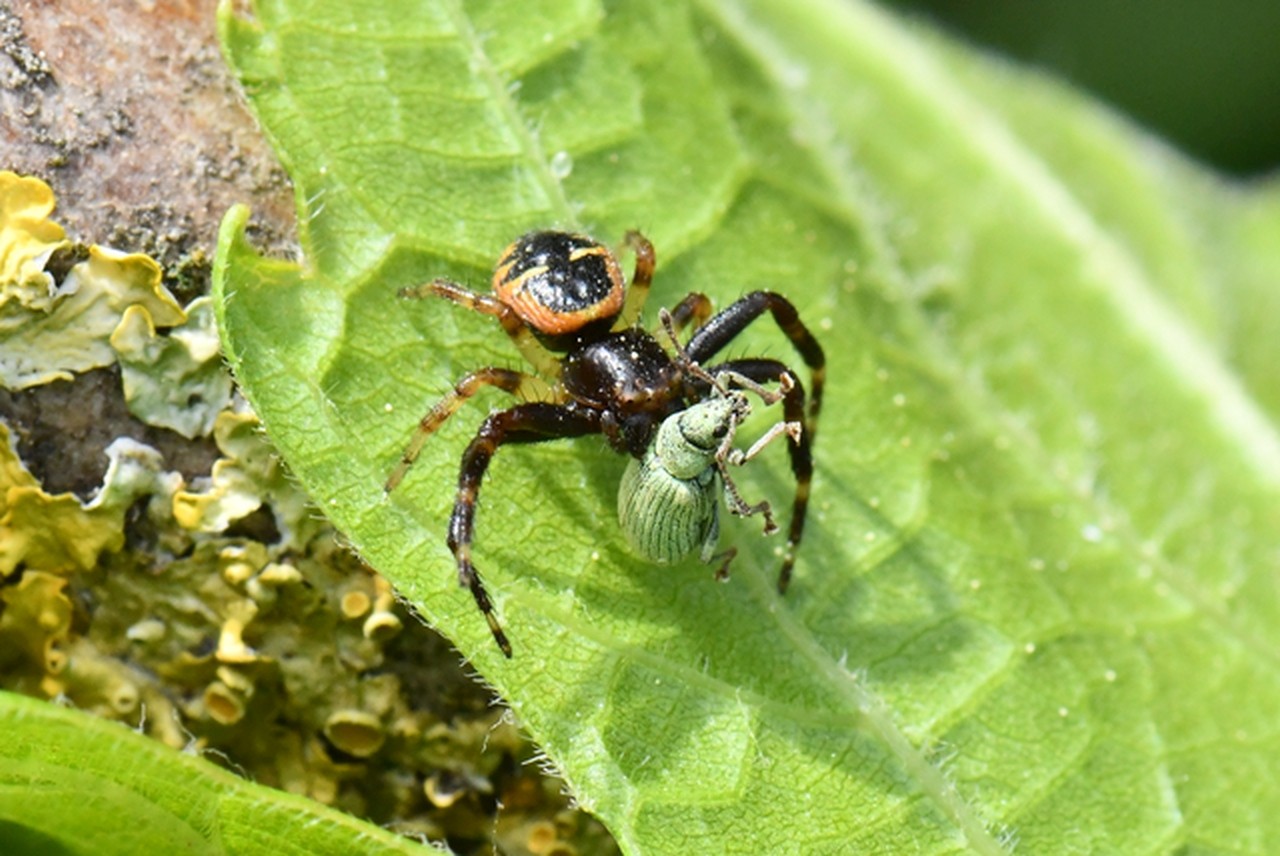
[448,402,601,658]
[686,291,826,435]
[663,291,714,338]
[613,230,657,330]
[706,357,814,594]
[384,367,556,493]
[399,279,562,377]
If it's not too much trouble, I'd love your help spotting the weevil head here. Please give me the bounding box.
[653,392,749,479]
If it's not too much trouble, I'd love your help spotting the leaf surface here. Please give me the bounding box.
[0,692,429,855]
[214,0,1280,851]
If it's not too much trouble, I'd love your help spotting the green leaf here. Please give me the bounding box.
[213,0,1280,852]
[0,691,432,855]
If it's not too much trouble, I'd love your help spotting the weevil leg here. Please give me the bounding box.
[698,504,739,581]
[448,403,601,657]
[710,401,780,537]
[685,291,825,437]
[728,420,803,466]
[704,357,813,594]
[717,465,778,536]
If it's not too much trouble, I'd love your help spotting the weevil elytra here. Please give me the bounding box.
[618,372,802,578]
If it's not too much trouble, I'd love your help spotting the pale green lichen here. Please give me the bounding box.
[0,240,186,390]
[111,296,233,438]
[0,172,615,856]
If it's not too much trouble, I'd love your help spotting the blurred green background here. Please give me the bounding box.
[888,0,1280,177]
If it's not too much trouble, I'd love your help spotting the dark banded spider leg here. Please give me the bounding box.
[685,291,826,437]
[613,230,657,329]
[663,291,714,338]
[705,357,813,594]
[448,403,601,657]
[384,368,554,494]
[399,280,562,377]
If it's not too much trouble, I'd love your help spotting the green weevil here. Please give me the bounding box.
[617,374,801,578]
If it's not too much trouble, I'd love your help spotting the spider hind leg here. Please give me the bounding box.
[446,402,601,657]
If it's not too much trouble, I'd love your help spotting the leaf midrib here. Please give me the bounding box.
[712,0,1280,661]
[786,0,1280,667]
[698,0,1278,847]
[690,1,1018,851]
[442,0,579,230]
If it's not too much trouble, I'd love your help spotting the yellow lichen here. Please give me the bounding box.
[525,820,560,855]
[0,172,617,856]
[423,771,467,809]
[361,576,403,640]
[0,571,72,686]
[323,709,386,758]
[0,425,180,577]
[340,588,371,618]
[0,171,68,310]
[257,562,303,587]
[219,542,268,585]
[61,651,143,717]
[174,410,270,532]
[203,680,247,725]
[362,610,402,641]
[216,599,260,664]
[124,618,167,643]
[173,408,321,551]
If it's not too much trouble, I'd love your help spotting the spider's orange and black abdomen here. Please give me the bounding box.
[492,231,624,338]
